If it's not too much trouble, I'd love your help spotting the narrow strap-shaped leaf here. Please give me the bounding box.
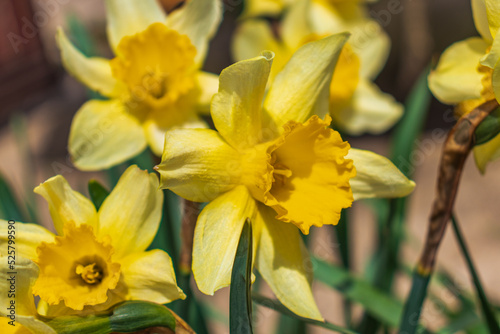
[0,172,25,221]
[313,257,402,328]
[398,271,430,333]
[44,301,183,334]
[230,219,253,334]
[252,294,359,334]
[451,214,500,334]
[88,180,109,211]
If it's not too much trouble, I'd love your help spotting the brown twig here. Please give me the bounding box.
[417,99,499,275]
[179,199,200,275]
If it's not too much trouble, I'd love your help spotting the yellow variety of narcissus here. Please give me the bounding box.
[0,166,184,322]
[429,0,500,172]
[234,0,402,135]
[155,34,415,320]
[59,0,221,170]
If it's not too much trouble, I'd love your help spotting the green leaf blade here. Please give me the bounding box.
[230,219,253,334]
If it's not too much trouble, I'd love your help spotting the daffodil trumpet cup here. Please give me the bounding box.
[155,33,416,320]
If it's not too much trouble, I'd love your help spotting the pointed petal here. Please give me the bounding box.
[0,257,38,317]
[168,0,222,65]
[105,0,167,52]
[121,250,185,303]
[57,28,124,98]
[472,0,494,42]
[347,149,415,200]
[34,176,97,235]
[335,80,403,135]
[282,0,313,50]
[485,0,500,39]
[428,37,488,104]
[69,99,147,171]
[156,129,240,202]
[0,221,55,260]
[351,20,391,79]
[255,205,322,321]
[264,33,349,128]
[473,131,500,173]
[98,166,162,259]
[196,71,219,114]
[192,186,257,294]
[212,52,273,149]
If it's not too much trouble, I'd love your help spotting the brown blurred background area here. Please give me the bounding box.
[1,0,500,332]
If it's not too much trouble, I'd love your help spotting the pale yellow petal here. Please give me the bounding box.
[156,129,240,202]
[56,28,124,98]
[472,0,494,42]
[34,176,97,235]
[264,33,349,128]
[143,116,207,157]
[309,1,345,34]
[105,0,166,52]
[232,20,282,62]
[196,71,219,114]
[0,221,55,260]
[255,205,322,321]
[350,20,391,79]
[167,0,222,65]
[212,52,273,150]
[485,0,500,39]
[347,148,415,200]
[0,257,38,317]
[192,186,257,295]
[473,131,500,173]
[8,316,56,334]
[282,0,313,50]
[334,80,403,135]
[121,250,185,303]
[69,99,147,171]
[428,37,488,104]
[98,166,162,259]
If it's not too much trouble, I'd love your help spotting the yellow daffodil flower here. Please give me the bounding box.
[1,257,56,333]
[234,0,402,135]
[59,0,221,170]
[0,166,184,317]
[428,0,500,173]
[155,34,415,320]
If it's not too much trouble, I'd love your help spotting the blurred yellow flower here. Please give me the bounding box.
[234,0,402,135]
[156,34,414,320]
[428,0,500,172]
[0,166,184,317]
[0,257,56,333]
[59,0,221,170]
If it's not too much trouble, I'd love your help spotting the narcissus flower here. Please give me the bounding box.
[155,34,415,320]
[234,0,401,135]
[0,166,184,317]
[0,257,56,333]
[59,0,221,170]
[428,0,500,172]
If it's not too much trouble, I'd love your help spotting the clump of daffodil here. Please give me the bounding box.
[0,166,184,317]
[0,256,57,333]
[155,33,415,320]
[234,0,402,135]
[428,0,500,172]
[59,0,221,170]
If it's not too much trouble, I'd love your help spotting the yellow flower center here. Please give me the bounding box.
[247,115,356,234]
[456,64,495,116]
[110,22,200,127]
[32,223,121,310]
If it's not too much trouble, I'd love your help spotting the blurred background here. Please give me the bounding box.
[1,0,500,332]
